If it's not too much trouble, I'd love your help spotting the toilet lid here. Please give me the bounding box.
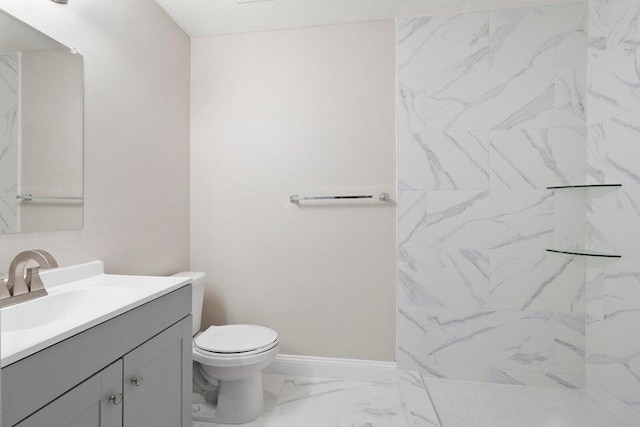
[195,325,279,354]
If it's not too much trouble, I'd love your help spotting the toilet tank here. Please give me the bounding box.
[172,271,206,336]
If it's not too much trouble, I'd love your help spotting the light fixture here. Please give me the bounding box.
[50,0,68,4]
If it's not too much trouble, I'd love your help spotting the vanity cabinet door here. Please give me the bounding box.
[15,360,123,427]
[123,317,192,427]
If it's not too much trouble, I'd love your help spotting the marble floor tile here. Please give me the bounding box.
[194,413,405,427]
[398,371,441,427]
[192,371,627,427]
[263,374,288,412]
[270,376,406,426]
[194,374,409,427]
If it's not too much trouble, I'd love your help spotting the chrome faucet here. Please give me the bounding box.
[1,250,59,307]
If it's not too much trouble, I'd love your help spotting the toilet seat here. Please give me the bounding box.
[194,338,279,359]
[193,339,279,368]
[194,325,279,357]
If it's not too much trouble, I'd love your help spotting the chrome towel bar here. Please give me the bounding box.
[17,194,83,201]
[290,193,390,203]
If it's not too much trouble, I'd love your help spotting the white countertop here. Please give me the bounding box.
[1,261,191,367]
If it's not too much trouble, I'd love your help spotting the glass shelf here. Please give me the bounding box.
[547,184,622,189]
[546,249,621,258]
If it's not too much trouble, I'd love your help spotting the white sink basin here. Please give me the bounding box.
[2,286,131,333]
[1,261,190,367]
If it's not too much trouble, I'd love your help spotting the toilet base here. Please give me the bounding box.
[192,373,265,424]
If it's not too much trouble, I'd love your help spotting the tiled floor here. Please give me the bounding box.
[399,371,439,427]
[193,371,421,427]
[193,370,628,427]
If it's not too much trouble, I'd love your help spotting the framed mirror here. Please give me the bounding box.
[0,9,83,234]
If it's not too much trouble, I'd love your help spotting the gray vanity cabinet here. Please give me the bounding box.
[14,319,191,427]
[123,320,192,427]
[15,360,123,427]
[2,285,192,427]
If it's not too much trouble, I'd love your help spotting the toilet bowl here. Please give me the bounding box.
[173,272,279,424]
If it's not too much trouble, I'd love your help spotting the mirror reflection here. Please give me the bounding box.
[0,10,83,234]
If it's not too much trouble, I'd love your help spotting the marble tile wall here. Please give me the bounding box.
[397,2,589,389]
[0,53,19,234]
[585,0,640,423]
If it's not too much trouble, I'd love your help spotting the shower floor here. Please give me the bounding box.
[423,376,627,427]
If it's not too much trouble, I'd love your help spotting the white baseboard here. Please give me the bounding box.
[264,354,398,384]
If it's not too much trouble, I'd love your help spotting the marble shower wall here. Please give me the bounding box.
[0,53,18,233]
[585,0,640,424]
[397,2,589,389]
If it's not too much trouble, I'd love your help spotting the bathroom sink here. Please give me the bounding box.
[1,286,130,332]
[1,260,191,367]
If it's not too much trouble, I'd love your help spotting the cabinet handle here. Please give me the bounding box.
[109,392,123,405]
[131,375,144,387]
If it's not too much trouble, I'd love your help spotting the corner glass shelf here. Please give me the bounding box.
[547,184,622,189]
[546,249,621,258]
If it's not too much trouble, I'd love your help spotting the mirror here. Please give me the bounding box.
[0,9,83,234]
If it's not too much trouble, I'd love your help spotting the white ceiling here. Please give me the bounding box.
[155,0,573,37]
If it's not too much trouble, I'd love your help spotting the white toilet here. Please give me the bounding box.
[173,272,279,424]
